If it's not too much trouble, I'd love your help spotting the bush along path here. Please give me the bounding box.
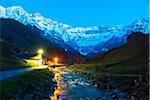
[0,69,57,99]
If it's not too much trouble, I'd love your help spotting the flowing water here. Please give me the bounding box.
[50,66,129,100]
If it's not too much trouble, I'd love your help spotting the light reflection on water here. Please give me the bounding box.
[50,68,64,100]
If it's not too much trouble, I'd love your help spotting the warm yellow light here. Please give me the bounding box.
[38,49,44,54]
[53,57,58,64]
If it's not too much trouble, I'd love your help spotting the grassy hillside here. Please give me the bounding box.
[0,69,55,99]
[71,32,149,74]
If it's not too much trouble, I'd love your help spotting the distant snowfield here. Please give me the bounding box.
[0,6,149,55]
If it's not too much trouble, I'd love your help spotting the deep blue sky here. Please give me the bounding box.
[1,0,149,27]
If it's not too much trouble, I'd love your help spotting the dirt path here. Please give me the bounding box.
[74,69,142,77]
[0,65,48,80]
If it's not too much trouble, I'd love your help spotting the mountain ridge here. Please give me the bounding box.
[0,6,149,56]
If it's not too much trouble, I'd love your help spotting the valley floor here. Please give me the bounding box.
[1,65,130,100]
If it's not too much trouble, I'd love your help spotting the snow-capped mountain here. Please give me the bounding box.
[0,6,149,56]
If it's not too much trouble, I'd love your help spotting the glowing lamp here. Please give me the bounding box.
[53,57,58,64]
[38,49,44,54]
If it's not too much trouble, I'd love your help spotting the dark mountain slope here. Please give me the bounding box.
[0,19,85,69]
[86,32,149,74]
[0,19,51,50]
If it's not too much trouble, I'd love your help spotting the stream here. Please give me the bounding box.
[50,66,130,100]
